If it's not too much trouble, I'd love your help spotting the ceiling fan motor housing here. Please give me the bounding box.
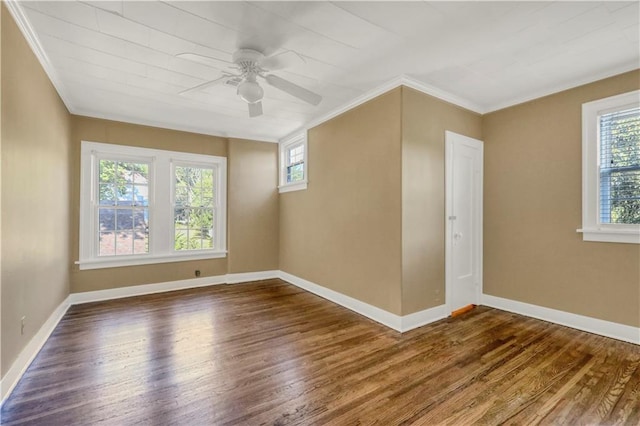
[232,49,265,72]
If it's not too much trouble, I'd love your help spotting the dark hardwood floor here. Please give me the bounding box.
[2,279,639,425]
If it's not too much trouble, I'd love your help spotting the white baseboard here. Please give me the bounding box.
[482,294,640,345]
[68,271,279,305]
[6,274,636,408]
[226,270,279,284]
[401,304,449,332]
[277,271,447,332]
[67,275,227,305]
[1,297,71,405]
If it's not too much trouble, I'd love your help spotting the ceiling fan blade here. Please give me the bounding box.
[248,101,263,118]
[264,74,322,106]
[176,52,232,70]
[179,75,228,95]
[260,50,305,71]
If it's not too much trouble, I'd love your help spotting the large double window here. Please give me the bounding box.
[78,141,227,269]
[580,90,640,243]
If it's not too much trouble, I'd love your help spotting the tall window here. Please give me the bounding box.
[580,90,640,244]
[79,142,227,269]
[97,159,150,256]
[279,131,308,193]
[173,164,216,251]
[599,107,640,224]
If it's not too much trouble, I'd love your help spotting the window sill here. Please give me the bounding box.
[279,181,307,193]
[577,228,640,244]
[76,251,227,270]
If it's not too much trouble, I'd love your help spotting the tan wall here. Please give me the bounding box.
[70,117,279,292]
[401,87,483,315]
[279,89,404,314]
[227,138,279,273]
[1,6,71,375]
[483,70,640,327]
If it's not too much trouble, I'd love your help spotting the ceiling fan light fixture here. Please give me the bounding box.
[237,80,264,104]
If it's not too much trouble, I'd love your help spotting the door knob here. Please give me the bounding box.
[454,232,463,240]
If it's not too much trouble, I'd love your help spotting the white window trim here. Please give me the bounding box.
[78,141,227,270]
[279,131,308,193]
[578,90,640,244]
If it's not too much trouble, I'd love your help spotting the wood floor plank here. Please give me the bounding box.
[1,279,639,425]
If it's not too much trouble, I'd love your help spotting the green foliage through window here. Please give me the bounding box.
[174,165,215,250]
[599,107,640,224]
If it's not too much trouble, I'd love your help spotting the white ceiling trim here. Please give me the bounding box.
[8,0,639,145]
[484,61,640,113]
[5,0,75,112]
[279,74,485,143]
[71,107,279,143]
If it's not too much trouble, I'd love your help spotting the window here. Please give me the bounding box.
[279,132,307,193]
[173,164,216,251]
[580,90,640,244]
[78,141,227,269]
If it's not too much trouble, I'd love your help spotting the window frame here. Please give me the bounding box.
[579,90,640,244]
[78,141,227,270]
[279,132,308,193]
[170,160,221,254]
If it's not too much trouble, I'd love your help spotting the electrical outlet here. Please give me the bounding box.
[195,270,201,277]
[21,316,26,335]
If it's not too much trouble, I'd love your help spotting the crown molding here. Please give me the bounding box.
[279,74,485,143]
[71,107,279,143]
[5,0,76,112]
[400,74,485,113]
[484,62,640,114]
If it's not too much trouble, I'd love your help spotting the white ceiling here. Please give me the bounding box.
[10,1,640,142]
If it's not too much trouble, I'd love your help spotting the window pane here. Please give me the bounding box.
[599,107,640,224]
[116,184,134,205]
[134,164,148,183]
[133,227,149,255]
[99,208,115,232]
[99,160,116,183]
[115,231,134,255]
[99,184,116,205]
[133,184,149,206]
[288,144,304,164]
[116,209,133,231]
[99,231,115,256]
[287,163,304,183]
[175,185,189,207]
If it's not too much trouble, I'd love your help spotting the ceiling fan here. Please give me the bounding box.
[177,49,322,118]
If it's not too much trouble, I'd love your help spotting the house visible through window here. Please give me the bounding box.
[279,131,308,193]
[98,159,150,256]
[580,90,640,244]
[78,141,227,269]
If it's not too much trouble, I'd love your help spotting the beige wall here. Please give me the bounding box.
[70,117,279,292]
[483,70,640,327]
[228,138,279,273]
[401,87,482,315]
[1,6,71,375]
[70,116,228,292]
[279,89,404,314]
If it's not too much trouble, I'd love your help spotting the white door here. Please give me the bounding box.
[445,131,483,314]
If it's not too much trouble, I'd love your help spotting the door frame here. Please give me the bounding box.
[445,130,484,314]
